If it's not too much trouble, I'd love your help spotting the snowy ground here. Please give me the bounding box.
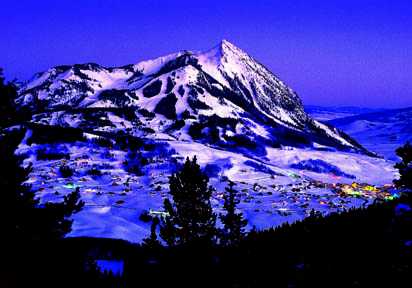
[328,107,412,161]
[17,138,398,243]
[304,106,412,161]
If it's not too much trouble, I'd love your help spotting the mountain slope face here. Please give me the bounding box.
[17,40,366,154]
[328,107,412,161]
[13,40,398,243]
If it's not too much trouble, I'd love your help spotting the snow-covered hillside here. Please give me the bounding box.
[16,136,396,243]
[328,107,412,161]
[18,40,368,154]
[13,40,399,243]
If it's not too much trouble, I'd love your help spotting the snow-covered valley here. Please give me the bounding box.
[16,136,397,243]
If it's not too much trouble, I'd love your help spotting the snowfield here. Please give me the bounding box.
[307,106,412,161]
[328,107,412,161]
[16,139,397,243]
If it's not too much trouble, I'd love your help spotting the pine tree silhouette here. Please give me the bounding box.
[1,131,84,241]
[159,156,216,246]
[0,68,29,128]
[0,72,84,242]
[0,68,18,128]
[394,142,412,190]
[219,181,247,246]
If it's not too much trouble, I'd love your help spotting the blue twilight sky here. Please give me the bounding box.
[1,0,411,108]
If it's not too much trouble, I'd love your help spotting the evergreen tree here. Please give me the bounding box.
[394,142,412,190]
[0,73,84,241]
[0,68,29,128]
[0,68,17,128]
[159,156,216,246]
[1,131,84,242]
[219,181,247,246]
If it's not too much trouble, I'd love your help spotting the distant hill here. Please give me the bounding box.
[305,105,385,121]
[328,107,412,161]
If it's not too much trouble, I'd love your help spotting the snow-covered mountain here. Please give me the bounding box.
[18,40,367,154]
[13,40,397,243]
[328,107,412,161]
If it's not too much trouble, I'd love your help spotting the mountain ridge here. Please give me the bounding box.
[16,40,369,155]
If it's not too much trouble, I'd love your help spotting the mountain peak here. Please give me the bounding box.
[198,39,247,69]
[220,38,233,47]
[220,39,237,49]
[217,39,246,57]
